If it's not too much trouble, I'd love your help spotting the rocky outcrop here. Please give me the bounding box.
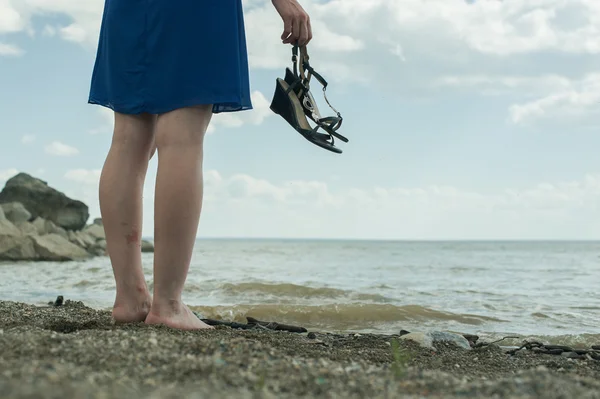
[0,173,89,231]
[1,202,31,224]
[0,172,154,262]
[31,234,90,261]
[141,240,154,253]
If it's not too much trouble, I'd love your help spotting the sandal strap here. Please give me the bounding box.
[291,44,343,124]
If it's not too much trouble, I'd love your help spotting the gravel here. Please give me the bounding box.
[1,299,600,398]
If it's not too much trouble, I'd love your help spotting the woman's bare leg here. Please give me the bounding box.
[144,105,214,330]
[99,111,156,323]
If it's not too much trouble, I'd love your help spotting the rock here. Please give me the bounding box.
[399,332,434,350]
[31,217,47,235]
[31,234,91,261]
[561,351,582,359]
[0,218,21,237]
[93,218,103,226]
[44,220,68,239]
[84,223,105,240]
[0,235,37,261]
[68,230,96,249]
[30,217,68,238]
[15,221,38,236]
[0,202,31,224]
[0,173,89,231]
[88,239,107,256]
[0,206,5,220]
[429,331,472,350]
[141,240,154,253]
[0,219,36,261]
[399,331,472,351]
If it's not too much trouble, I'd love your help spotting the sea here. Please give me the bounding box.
[1,239,599,346]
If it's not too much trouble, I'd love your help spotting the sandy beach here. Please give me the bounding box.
[1,299,599,399]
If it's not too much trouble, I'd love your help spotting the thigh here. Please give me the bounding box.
[155,105,213,148]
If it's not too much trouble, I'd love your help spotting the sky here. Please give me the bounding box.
[0,0,599,240]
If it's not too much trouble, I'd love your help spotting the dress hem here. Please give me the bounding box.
[88,96,254,115]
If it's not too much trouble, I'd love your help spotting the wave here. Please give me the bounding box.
[190,303,503,331]
[218,282,395,302]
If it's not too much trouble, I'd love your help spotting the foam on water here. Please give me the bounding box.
[1,239,598,339]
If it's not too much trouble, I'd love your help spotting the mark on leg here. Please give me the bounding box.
[126,228,141,247]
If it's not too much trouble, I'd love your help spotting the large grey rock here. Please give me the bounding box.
[15,221,38,236]
[0,173,89,231]
[0,202,31,224]
[31,217,47,235]
[0,219,36,260]
[30,217,67,238]
[31,234,90,261]
[141,239,154,253]
[0,235,36,260]
[44,219,68,239]
[68,230,96,249]
[88,239,107,256]
[84,223,105,240]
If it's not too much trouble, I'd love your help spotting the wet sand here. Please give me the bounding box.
[1,299,599,399]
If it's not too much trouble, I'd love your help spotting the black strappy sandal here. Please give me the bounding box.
[270,44,348,154]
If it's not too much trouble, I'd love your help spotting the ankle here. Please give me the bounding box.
[150,297,184,315]
[115,282,151,303]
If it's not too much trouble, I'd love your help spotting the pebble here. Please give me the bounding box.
[400,331,472,350]
[307,332,316,339]
[399,332,434,350]
[429,331,472,350]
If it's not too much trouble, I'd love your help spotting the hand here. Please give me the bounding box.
[271,0,312,46]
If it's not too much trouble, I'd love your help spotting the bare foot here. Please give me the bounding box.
[112,295,152,324]
[144,301,214,330]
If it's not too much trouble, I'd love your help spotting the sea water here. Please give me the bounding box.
[1,239,599,345]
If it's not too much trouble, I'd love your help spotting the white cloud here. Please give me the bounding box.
[57,167,600,239]
[44,141,79,156]
[201,171,600,239]
[59,23,87,43]
[508,73,600,124]
[0,0,25,33]
[21,134,35,144]
[0,168,19,184]
[0,42,23,56]
[6,0,600,59]
[64,169,101,185]
[88,107,114,134]
[432,74,573,93]
[208,90,272,133]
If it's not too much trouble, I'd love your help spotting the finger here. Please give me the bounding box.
[306,18,313,44]
[281,17,292,41]
[290,17,300,44]
[298,19,309,46]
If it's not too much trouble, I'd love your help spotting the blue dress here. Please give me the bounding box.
[88,0,253,115]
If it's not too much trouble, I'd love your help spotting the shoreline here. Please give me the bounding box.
[1,299,600,398]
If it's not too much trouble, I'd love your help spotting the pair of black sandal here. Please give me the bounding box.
[270,44,348,154]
